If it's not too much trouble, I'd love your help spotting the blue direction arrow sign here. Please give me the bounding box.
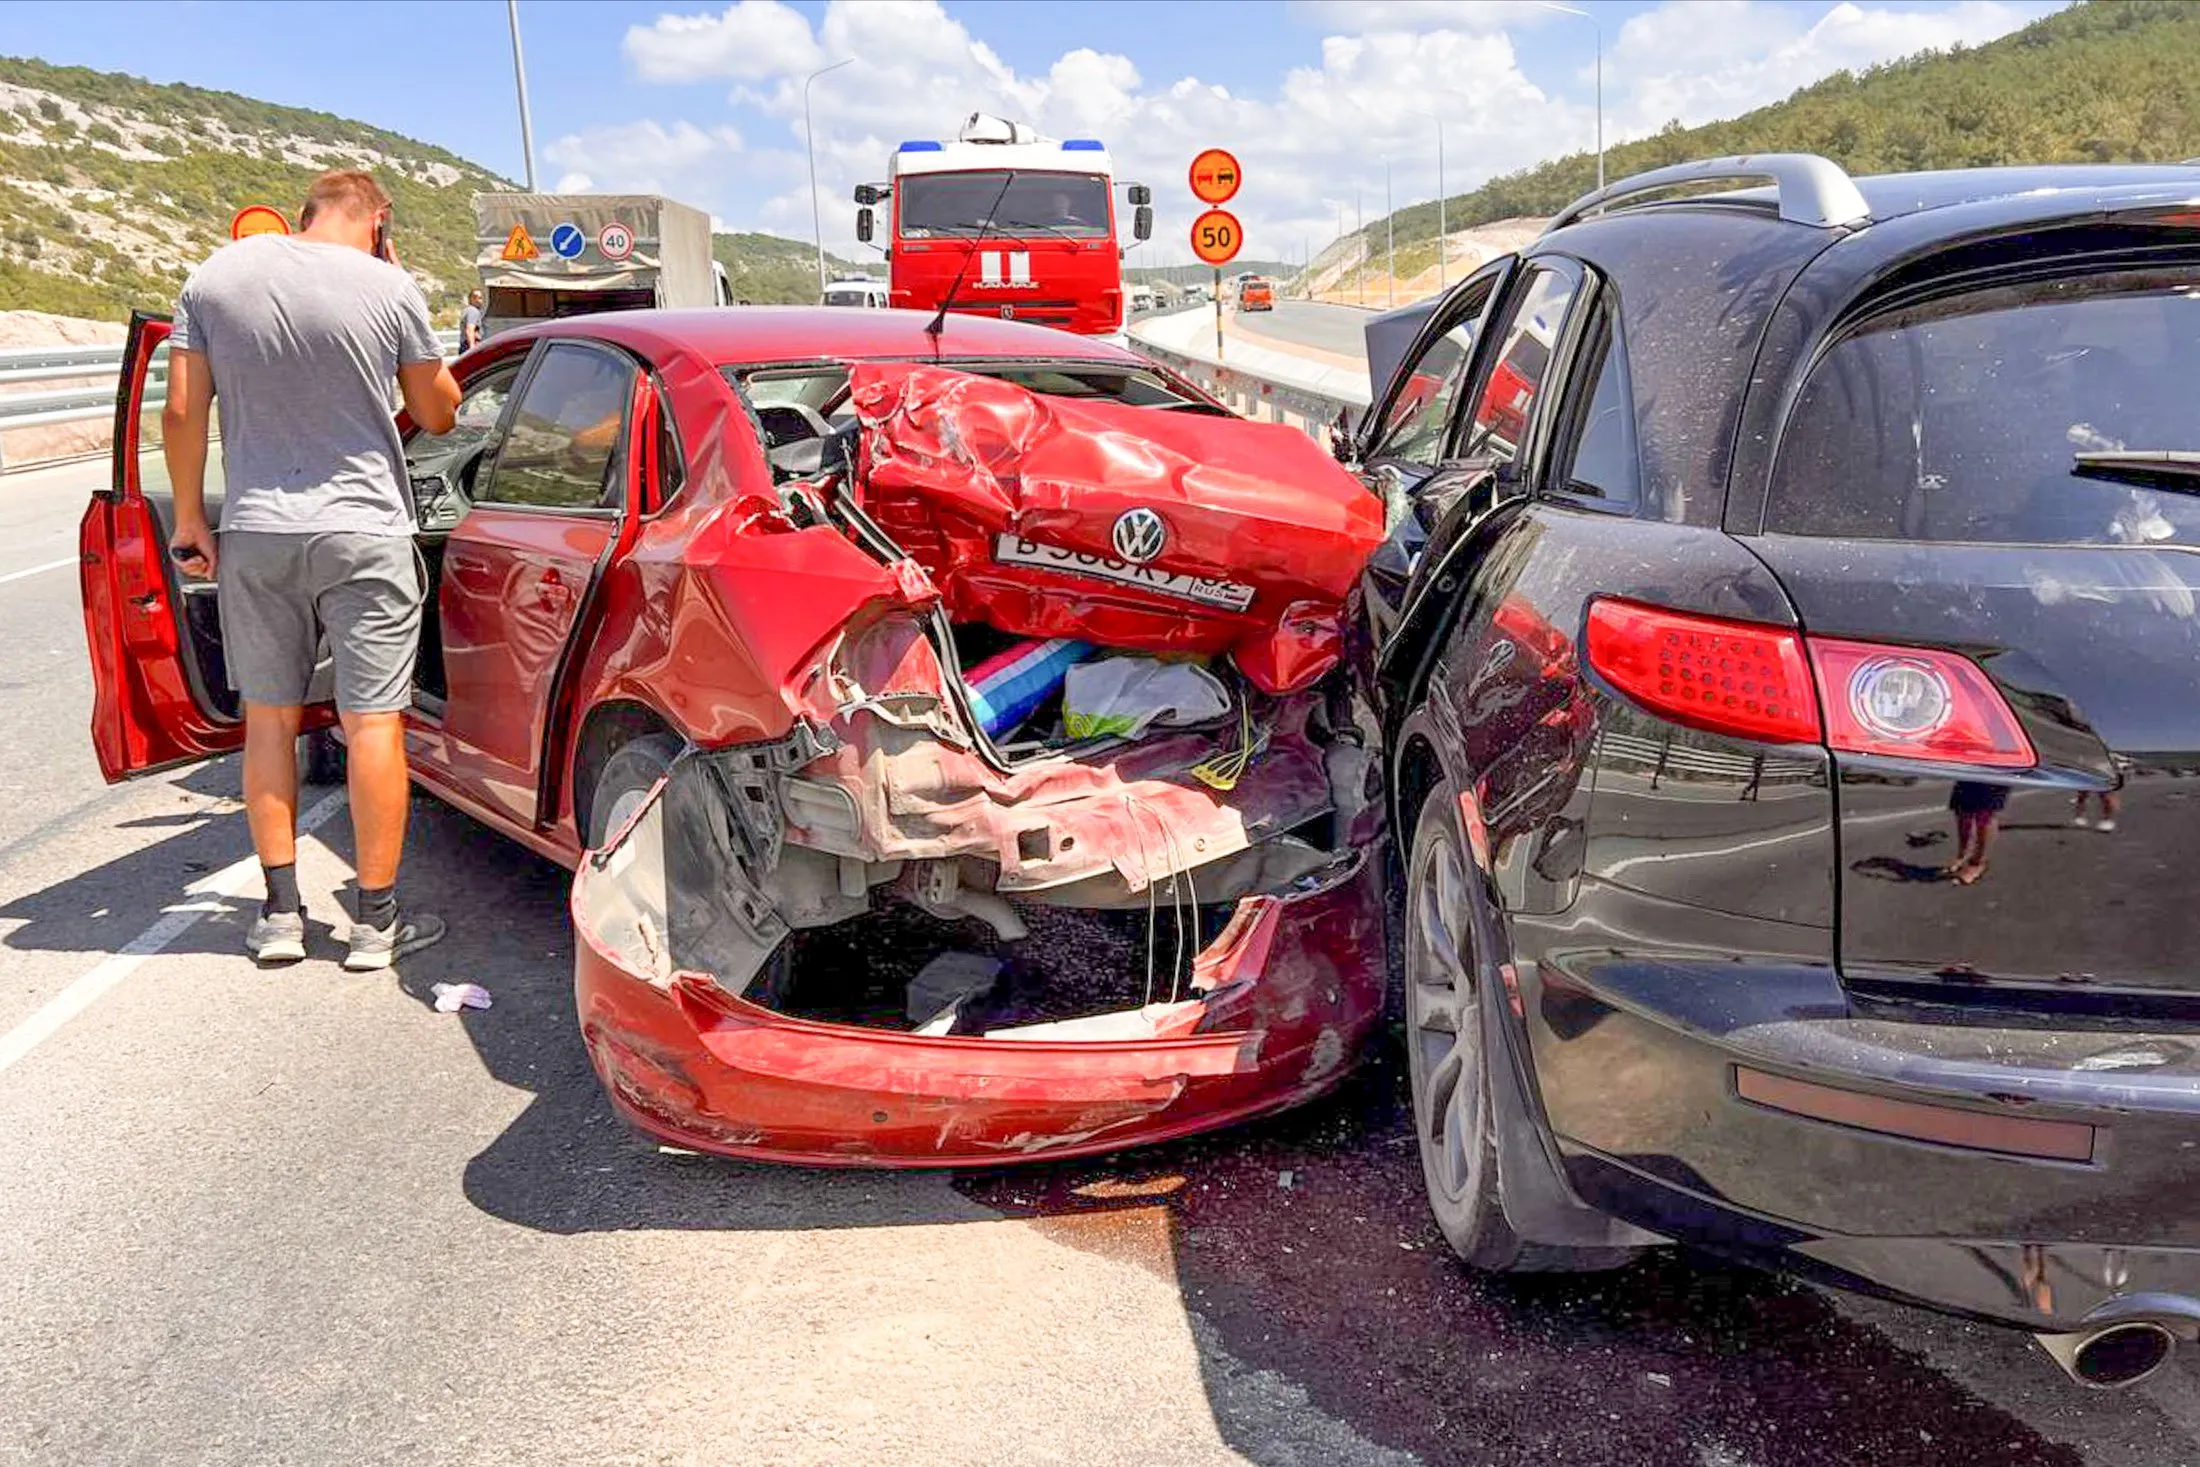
[549,223,586,259]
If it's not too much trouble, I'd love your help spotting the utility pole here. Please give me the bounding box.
[1355,187,1364,306]
[1385,160,1394,308]
[506,0,537,189]
[803,58,854,297]
[1436,118,1446,288]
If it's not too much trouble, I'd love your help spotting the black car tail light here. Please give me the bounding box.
[1808,638,2035,769]
[1587,597,2035,768]
[1585,599,1820,744]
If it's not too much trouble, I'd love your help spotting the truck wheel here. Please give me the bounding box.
[302,728,347,786]
[585,733,683,847]
[1404,781,1630,1273]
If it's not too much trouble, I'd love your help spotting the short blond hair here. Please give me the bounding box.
[299,169,390,227]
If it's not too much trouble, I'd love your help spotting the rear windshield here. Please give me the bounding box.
[725,362,1223,415]
[1768,265,2200,545]
[898,171,1110,240]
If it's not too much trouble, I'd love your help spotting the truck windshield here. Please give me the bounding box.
[899,171,1111,240]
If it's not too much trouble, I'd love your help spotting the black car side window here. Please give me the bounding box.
[478,343,637,513]
[1546,301,1640,509]
[1455,266,1579,468]
[1366,284,1495,470]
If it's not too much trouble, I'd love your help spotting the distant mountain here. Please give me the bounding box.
[1346,0,2200,269]
[0,56,871,321]
[712,230,871,305]
[0,55,507,322]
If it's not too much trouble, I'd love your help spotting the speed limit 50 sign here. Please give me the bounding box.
[1190,208,1243,266]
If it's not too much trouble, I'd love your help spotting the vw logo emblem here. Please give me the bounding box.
[1111,508,1167,563]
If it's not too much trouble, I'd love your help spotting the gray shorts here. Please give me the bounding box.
[217,530,423,714]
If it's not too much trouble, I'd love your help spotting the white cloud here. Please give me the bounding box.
[584,0,2065,261]
[1609,1,2051,134]
[623,0,822,83]
[541,119,747,202]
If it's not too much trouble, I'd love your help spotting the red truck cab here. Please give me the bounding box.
[855,114,1152,338]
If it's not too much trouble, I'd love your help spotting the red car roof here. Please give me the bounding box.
[495,306,1148,370]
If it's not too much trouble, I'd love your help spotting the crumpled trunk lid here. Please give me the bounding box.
[848,362,1386,694]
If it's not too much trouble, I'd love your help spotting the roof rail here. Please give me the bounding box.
[1542,153,1871,235]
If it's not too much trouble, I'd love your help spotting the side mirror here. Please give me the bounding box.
[1127,183,1152,207]
[1133,205,1153,242]
[856,208,874,244]
[854,184,882,206]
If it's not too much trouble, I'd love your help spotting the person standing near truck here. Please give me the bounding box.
[162,169,462,970]
[459,288,486,352]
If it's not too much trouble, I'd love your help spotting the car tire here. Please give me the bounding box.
[1404,781,1628,1273]
[301,727,347,786]
[585,732,683,848]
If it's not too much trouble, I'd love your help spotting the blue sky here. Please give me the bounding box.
[7,0,2064,260]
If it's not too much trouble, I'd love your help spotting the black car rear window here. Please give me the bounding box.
[1767,266,2200,545]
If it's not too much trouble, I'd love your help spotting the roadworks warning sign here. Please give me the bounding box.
[500,224,539,262]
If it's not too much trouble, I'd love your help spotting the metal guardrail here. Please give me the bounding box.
[1128,319,1371,441]
[0,331,461,472]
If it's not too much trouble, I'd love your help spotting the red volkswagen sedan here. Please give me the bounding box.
[82,307,1388,1167]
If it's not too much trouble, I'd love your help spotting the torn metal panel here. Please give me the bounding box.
[571,744,1386,1167]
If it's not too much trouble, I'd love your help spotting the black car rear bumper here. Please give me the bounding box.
[1520,931,2200,1331]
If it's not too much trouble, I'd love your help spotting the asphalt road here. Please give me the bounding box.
[1230,299,1375,360]
[3,456,2197,1466]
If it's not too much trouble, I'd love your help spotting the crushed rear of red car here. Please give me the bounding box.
[572,363,1390,1165]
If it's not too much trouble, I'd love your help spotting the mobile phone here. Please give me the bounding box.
[170,545,207,565]
[373,215,392,261]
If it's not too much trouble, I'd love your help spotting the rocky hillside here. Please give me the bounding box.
[0,56,508,322]
[0,56,854,323]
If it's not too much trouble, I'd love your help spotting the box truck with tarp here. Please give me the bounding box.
[473,193,731,338]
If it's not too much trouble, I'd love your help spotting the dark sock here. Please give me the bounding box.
[356,884,398,930]
[262,863,301,917]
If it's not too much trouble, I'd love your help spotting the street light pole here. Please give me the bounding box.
[1355,186,1364,306]
[1385,160,1394,308]
[1539,2,1604,191]
[506,0,537,190]
[804,58,854,297]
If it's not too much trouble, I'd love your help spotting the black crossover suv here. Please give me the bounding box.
[1345,154,2200,1388]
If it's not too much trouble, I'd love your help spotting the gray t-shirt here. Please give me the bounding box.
[173,234,441,537]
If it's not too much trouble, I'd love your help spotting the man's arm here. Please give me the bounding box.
[398,359,461,436]
[162,347,218,577]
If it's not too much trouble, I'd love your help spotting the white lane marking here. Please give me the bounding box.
[0,556,75,587]
[0,789,348,1077]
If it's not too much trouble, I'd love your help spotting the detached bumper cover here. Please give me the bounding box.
[573,842,1384,1167]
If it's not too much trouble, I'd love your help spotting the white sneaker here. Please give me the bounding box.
[2096,818,2118,833]
[245,908,307,965]
[343,910,447,972]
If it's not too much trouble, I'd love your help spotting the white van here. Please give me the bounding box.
[822,278,890,309]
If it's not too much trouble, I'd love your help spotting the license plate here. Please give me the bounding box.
[992,534,1255,612]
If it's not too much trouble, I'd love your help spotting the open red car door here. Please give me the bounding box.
[79,311,331,781]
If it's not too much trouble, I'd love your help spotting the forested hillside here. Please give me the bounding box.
[713,231,870,304]
[1361,0,2200,255]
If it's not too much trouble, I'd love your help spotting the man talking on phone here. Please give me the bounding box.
[163,169,461,970]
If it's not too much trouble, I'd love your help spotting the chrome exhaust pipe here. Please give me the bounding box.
[2035,1320,2177,1389]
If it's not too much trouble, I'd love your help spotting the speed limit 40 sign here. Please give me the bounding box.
[1190,208,1243,266]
